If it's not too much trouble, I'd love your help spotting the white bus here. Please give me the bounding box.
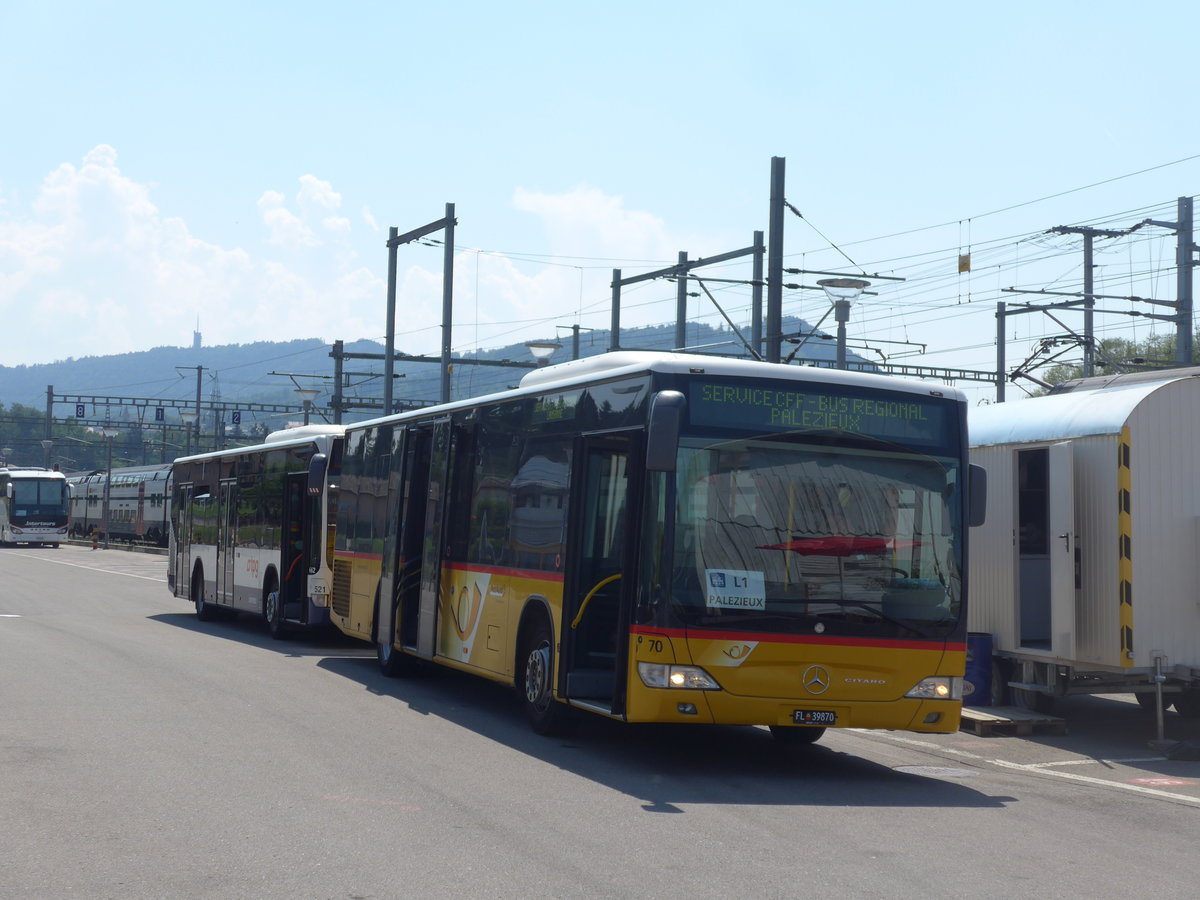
[0,467,71,547]
[167,425,344,638]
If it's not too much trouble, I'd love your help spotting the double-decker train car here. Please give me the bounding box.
[68,463,173,546]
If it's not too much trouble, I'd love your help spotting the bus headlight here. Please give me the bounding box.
[905,676,962,700]
[638,662,721,691]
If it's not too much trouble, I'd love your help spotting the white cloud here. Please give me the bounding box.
[297,174,341,212]
[0,157,694,369]
[258,189,319,248]
[0,147,386,366]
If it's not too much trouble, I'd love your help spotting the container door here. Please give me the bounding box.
[1048,440,1076,658]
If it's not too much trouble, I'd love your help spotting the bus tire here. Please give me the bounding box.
[1173,690,1200,718]
[1135,691,1171,712]
[373,591,416,678]
[264,573,287,640]
[518,613,570,735]
[769,725,825,746]
[193,567,217,622]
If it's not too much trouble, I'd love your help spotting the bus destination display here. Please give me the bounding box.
[689,381,948,442]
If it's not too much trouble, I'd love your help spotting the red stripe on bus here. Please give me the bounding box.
[630,625,963,652]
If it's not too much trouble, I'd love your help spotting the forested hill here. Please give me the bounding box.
[0,316,849,416]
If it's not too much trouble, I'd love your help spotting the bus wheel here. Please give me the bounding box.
[193,569,217,622]
[377,637,416,678]
[1135,691,1171,713]
[769,725,825,746]
[373,590,415,677]
[264,577,287,640]
[1173,690,1200,718]
[519,616,569,735]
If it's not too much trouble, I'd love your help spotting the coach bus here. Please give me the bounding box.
[329,352,986,742]
[0,467,71,546]
[168,425,344,638]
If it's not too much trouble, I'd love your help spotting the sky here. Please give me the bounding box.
[3,1,1200,407]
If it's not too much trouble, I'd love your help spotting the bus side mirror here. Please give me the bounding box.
[968,463,987,528]
[307,453,328,496]
[646,390,685,472]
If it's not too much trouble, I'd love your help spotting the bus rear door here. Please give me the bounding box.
[217,479,237,606]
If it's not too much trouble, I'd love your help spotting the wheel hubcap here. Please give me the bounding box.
[525,642,551,708]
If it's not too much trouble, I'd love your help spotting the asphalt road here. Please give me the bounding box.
[2,544,1198,900]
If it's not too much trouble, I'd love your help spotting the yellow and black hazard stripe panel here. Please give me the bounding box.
[1117,427,1133,667]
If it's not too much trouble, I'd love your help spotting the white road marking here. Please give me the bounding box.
[988,758,1200,806]
[11,551,162,582]
[1024,757,1166,769]
[872,731,1200,806]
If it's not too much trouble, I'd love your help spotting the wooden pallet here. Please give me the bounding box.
[960,705,1068,737]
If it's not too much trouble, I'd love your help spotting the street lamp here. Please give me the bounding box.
[179,411,198,457]
[294,388,321,426]
[525,341,562,367]
[818,278,870,370]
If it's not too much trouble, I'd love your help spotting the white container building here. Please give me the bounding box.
[968,369,1200,716]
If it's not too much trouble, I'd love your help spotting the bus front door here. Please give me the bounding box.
[563,435,635,714]
[280,471,308,622]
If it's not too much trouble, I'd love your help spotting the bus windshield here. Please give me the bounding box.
[669,433,962,637]
[10,479,69,521]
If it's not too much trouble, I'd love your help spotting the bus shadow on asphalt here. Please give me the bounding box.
[315,654,1013,812]
[149,612,373,659]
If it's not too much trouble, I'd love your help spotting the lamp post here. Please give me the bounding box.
[525,341,562,367]
[818,278,870,370]
[294,388,321,426]
[92,427,119,549]
[179,411,198,457]
[41,439,54,469]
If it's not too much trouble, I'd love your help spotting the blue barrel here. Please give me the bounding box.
[964,633,994,708]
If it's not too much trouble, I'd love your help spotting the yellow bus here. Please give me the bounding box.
[329,352,985,742]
